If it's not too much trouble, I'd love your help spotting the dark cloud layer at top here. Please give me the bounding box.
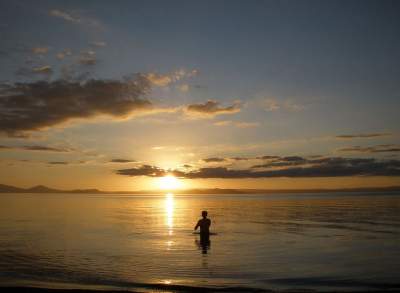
[116,156,400,178]
[0,75,152,136]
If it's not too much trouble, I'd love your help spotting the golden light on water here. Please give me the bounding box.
[165,192,174,235]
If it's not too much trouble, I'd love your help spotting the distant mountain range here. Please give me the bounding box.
[1,183,400,194]
[0,184,100,194]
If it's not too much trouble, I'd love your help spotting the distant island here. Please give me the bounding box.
[1,183,400,195]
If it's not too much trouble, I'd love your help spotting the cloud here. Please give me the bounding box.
[284,100,305,111]
[16,65,53,77]
[32,65,53,75]
[145,73,172,87]
[236,122,260,128]
[116,156,400,178]
[263,98,280,111]
[185,100,241,118]
[110,159,135,163]
[336,133,391,139]
[231,157,252,161]
[56,49,72,60]
[50,9,81,23]
[176,84,189,93]
[49,9,102,28]
[48,161,68,165]
[262,98,305,112]
[252,156,308,168]
[32,47,49,55]
[0,145,73,152]
[213,120,232,126]
[338,145,400,153]
[116,165,168,177]
[22,145,73,152]
[79,50,97,65]
[256,155,281,160]
[145,69,197,87]
[202,157,226,163]
[47,160,88,165]
[0,75,154,136]
[214,120,259,128]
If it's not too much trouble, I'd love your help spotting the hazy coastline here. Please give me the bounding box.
[2,183,400,195]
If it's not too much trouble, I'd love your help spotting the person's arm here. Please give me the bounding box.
[194,220,200,230]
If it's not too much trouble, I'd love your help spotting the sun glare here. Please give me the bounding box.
[158,175,181,190]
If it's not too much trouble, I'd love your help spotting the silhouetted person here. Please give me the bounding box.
[194,210,211,253]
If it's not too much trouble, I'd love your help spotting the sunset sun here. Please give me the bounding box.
[158,175,182,190]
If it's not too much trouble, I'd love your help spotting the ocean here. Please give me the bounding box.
[0,192,399,292]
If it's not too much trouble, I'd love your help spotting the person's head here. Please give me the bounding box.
[202,210,208,218]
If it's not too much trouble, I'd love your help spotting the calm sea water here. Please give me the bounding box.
[0,192,399,292]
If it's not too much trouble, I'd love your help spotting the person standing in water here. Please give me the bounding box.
[194,211,211,252]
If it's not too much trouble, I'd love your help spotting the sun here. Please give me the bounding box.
[158,175,182,190]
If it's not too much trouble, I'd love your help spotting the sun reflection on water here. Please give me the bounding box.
[165,192,174,236]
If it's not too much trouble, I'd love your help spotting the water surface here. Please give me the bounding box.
[0,192,399,291]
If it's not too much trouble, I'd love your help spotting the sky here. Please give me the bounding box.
[0,0,400,191]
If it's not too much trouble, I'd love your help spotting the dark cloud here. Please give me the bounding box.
[252,156,307,168]
[0,145,72,152]
[22,145,72,152]
[338,145,400,153]
[202,157,226,163]
[262,156,307,167]
[116,157,400,178]
[110,159,135,163]
[0,75,153,136]
[336,133,391,139]
[256,155,281,160]
[252,156,379,169]
[279,156,307,162]
[48,161,68,165]
[116,165,169,177]
[186,100,240,117]
[231,157,251,161]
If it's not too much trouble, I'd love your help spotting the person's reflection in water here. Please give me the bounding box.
[194,210,211,254]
